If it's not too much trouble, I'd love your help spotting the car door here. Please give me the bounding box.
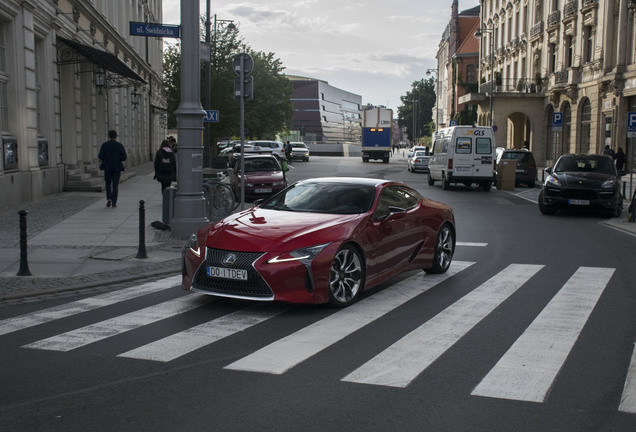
[365,186,425,285]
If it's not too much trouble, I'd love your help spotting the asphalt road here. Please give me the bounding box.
[1,155,635,432]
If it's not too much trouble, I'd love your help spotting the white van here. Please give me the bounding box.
[427,126,496,191]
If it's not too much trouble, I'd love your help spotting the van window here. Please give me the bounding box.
[442,137,450,153]
[456,137,472,154]
[475,138,492,154]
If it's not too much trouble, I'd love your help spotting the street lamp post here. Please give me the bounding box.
[474,27,494,127]
[171,0,209,238]
[412,99,418,145]
[426,68,438,130]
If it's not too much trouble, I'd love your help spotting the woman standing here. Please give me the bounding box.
[154,140,177,192]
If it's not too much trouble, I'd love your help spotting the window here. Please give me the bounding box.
[456,137,472,154]
[476,138,492,154]
[549,43,557,73]
[466,64,476,83]
[374,186,420,220]
[585,26,593,63]
[566,36,574,68]
[0,22,7,133]
[579,99,591,153]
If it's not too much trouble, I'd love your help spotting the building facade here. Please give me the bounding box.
[434,2,481,130]
[288,76,362,144]
[0,0,166,209]
[460,0,636,169]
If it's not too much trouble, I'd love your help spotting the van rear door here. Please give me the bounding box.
[453,136,475,176]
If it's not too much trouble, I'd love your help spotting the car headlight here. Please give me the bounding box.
[268,243,330,265]
[601,179,616,188]
[545,175,560,186]
[185,234,201,257]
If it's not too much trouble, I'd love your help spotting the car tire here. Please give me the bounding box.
[328,245,364,307]
[538,190,557,215]
[442,173,450,190]
[481,181,491,191]
[425,223,454,274]
[428,172,435,186]
[608,200,623,218]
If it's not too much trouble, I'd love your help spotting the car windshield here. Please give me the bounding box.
[292,144,306,149]
[260,182,376,214]
[555,157,614,174]
[242,158,279,172]
[502,152,532,162]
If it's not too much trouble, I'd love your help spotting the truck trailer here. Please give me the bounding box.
[361,107,392,163]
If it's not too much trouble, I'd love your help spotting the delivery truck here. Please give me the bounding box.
[361,107,392,163]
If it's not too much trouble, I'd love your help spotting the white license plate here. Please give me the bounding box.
[254,188,272,193]
[568,199,590,205]
[207,266,248,280]
[455,166,471,172]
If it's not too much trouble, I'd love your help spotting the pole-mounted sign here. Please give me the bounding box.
[129,22,181,38]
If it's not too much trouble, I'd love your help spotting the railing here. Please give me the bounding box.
[548,10,561,28]
[530,21,544,39]
[554,70,569,84]
[479,78,543,94]
[564,0,578,18]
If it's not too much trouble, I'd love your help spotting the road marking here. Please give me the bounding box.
[456,242,488,247]
[118,305,290,362]
[23,294,211,352]
[224,261,475,375]
[619,341,636,413]
[0,275,181,336]
[471,267,614,402]
[342,263,543,387]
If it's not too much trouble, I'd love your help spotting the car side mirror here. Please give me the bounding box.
[544,167,553,174]
[384,206,406,220]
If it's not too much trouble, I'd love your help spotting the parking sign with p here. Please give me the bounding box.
[628,112,636,138]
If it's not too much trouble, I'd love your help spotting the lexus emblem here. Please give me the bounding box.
[222,253,237,267]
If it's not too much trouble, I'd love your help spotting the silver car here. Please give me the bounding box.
[407,150,431,173]
[290,142,310,162]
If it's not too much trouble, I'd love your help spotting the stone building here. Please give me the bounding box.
[0,0,167,208]
[459,0,636,169]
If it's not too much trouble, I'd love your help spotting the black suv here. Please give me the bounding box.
[495,148,537,188]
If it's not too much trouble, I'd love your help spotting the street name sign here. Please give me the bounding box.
[130,22,180,38]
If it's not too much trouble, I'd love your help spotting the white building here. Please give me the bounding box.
[460,0,636,169]
[0,0,167,208]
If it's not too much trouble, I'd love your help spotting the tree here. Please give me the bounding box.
[397,78,436,144]
[162,21,293,144]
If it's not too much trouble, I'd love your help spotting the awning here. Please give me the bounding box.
[57,37,146,84]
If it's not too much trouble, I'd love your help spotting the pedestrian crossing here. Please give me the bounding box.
[1,263,635,414]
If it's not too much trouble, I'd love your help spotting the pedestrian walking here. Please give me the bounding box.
[98,130,127,208]
[285,141,293,164]
[603,145,616,159]
[154,140,177,192]
[615,147,626,176]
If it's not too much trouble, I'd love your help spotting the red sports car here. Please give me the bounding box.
[182,177,455,307]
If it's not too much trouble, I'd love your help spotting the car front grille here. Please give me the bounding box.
[192,248,273,298]
[561,189,598,200]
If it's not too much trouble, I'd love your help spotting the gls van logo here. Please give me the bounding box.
[461,129,486,136]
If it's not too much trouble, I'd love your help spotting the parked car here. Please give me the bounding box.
[407,145,429,160]
[182,177,456,307]
[407,150,431,173]
[229,154,287,201]
[290,142,310,161]
[495,148,537,188]
[538,154,623,217]
[248,140,286,160]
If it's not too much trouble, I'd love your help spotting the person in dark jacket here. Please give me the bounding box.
[154,140,177,192]
[615,147,627,176]
[98,130,127,208]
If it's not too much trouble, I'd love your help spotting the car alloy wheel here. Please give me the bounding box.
[328,245,364,307]
[425,224,454,274]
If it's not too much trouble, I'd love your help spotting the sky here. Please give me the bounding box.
[161,0,481,112]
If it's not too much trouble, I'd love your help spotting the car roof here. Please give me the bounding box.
[296,177,391,187]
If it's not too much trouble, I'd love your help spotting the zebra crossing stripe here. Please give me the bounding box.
[456,242,488,247]
[471,267,614,402]
[118,304,290,362]
[23,294,212,352]
[224,261,475,375]
[0,275,182,336]
[619,342,636,414]
[342,263,544,387]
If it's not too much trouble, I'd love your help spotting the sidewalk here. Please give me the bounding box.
[0,162,185,301]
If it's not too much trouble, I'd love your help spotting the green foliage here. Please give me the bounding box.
[397,77,436,142]
[162,20,293,143]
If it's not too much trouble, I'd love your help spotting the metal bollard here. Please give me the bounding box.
[17,210,32,276]
[136,200,148,259]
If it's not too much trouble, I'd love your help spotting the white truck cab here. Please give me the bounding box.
[427,126,496,191]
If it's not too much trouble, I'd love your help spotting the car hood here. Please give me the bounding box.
[553,171,616,186]
[241,171,284,182]
[204,208,363,252]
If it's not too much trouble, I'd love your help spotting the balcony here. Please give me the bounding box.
[547,10,561,28]
[530,21,544,39]
[564,0,578,18]
[479,78,543,94]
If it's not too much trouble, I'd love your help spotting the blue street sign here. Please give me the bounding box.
[449,120,457,126]
[130,22,180,38]
[204,110,219,123]
[628,112,636,137]
[552,112,563,132]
